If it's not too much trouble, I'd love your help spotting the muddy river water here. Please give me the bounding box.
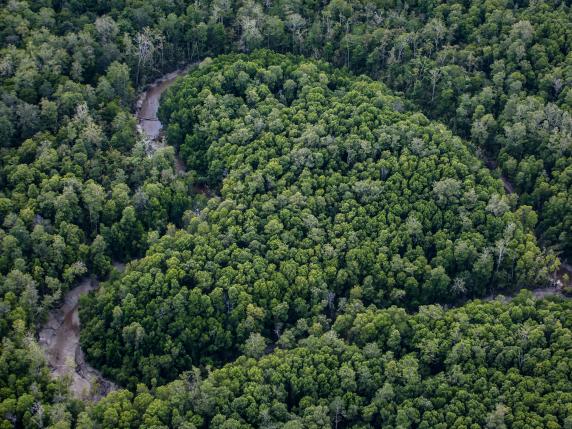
[38,277,116,400]
[136,68,189,140]
[136,65,195,174]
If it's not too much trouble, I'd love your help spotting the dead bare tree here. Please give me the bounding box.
[134,27,165,86]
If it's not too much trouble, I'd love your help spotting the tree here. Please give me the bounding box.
[82,181,106,234]
[133,28,165,86]
[89,235,111,277]
[242,332,267,359]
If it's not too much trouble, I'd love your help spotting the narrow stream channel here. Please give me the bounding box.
[38,276,117,400]
[136,65,197,173]
[38,67,191,400]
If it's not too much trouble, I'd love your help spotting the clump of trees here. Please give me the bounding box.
[0,4,208,426]
[80,52,554,388]
[0,0,571,426]
[78,292,572,428]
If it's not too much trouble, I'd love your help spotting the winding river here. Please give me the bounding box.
[39,68,189,400]
[38,63,570,400]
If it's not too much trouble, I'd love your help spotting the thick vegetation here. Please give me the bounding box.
[78,293,572,428]
[0,2,207,426]
[0,0,570,427]
[1,0,571,260]
[80,52,552,387]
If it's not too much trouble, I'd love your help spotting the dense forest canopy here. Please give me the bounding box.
[80,51,552,388]
[80,293,572,428]
[0,0,570,428]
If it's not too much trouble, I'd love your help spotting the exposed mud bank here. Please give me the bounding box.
[38,277,117,401]
[136,64,198,174]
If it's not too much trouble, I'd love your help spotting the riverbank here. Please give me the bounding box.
[136,63,198,176]
[38,277,117,400]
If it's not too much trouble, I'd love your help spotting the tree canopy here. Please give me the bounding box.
[80,52,553,388]
[0,0,571,427]
[79,292,572,428]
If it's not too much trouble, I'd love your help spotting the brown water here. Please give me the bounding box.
[38,277,117,400]
[136,66,196,177]
[137,70,184,140]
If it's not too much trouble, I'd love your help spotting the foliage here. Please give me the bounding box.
[0,0,571,426]
[80,52,552,387]
[81,293,572,428]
